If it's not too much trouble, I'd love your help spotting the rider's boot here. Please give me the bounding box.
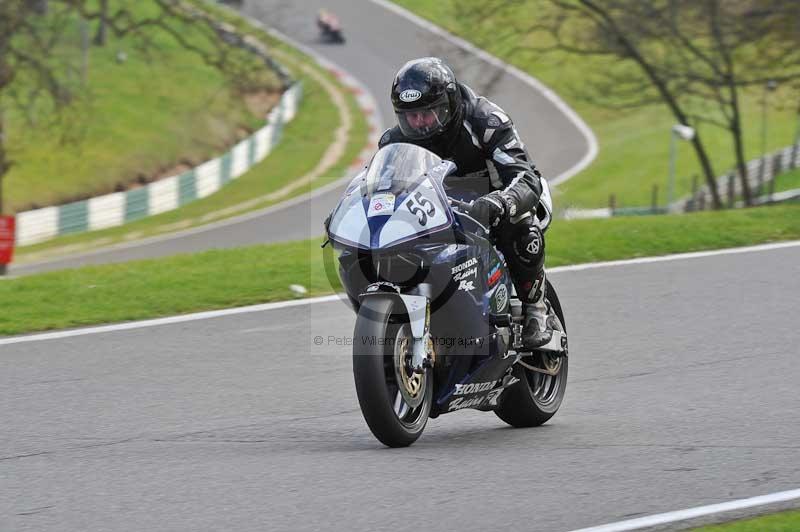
[521,270,554,349]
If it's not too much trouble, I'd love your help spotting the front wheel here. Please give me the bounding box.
[353,297,432,447]
[495,280,568,427]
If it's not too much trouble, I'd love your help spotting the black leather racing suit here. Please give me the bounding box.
[379,83,550,303]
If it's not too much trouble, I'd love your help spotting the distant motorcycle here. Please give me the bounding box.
[317,10,345,44]
[325,143,568,447]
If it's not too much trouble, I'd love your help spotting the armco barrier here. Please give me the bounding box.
[16,83,302,247]
[681,142,800,212]
[562,141,800,219]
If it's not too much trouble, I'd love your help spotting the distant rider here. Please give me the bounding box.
[317,9,341,34]
[379,57,555,348]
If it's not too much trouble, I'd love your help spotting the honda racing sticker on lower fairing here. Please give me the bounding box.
[448,377,520,411]
[453,380,499,396]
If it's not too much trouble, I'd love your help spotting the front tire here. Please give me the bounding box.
[495,280,568,427]
[353,297,432,447]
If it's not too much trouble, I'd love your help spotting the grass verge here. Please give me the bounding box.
[2,203,798,336]
[693,509,800,531]
[393,0,798,209]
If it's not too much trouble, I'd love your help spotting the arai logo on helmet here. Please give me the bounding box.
[399,89,422,103]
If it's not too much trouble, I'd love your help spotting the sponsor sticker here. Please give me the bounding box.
[451,257,478,275]
[458,280,475,292]
[487,263,501,287]
[448,388,504,411]
[454,380,499,396]
[494,284,509,312]
[399,89,422,102]
[367,193,395,217]
[448,395,486,411]
[448,377,519,411]
[453,266,477,282]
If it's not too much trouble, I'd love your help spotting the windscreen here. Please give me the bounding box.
[327,144,455,250]
[364,143,443,196]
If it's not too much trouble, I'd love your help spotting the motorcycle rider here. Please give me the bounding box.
[317,9,342,39]
[379,57,554,348]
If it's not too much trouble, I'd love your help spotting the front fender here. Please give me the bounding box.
[359,285,429,341]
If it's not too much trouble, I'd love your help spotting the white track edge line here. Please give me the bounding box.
[366,0,598,186]
[2,240,798,346]
[0,295,342,346]
[568,487,800,532]
[549,240,800,273]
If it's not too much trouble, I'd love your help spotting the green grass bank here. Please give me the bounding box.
[5,1,281,213]
[2,203,798,336]
[693,509,800,531]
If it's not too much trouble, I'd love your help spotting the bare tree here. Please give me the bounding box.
[453,0,800,207]
[0,0,289,216]
[93,0,109,46]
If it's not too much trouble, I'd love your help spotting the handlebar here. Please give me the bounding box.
[448,198,473,212]
[448,198,490,235]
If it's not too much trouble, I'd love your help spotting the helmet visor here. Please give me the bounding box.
[396,101,451,140]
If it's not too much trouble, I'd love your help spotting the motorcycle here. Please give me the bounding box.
[317,13,346,44]
[325,143,568,447]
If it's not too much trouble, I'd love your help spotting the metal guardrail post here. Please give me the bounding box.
[727,173,735,209]
[773,152,782,178]
[768,172,776,201]
[684,176,697,212]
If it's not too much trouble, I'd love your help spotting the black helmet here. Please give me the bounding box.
[391,57,463,141]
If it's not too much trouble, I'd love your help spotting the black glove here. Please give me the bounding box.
[469,191,508,228]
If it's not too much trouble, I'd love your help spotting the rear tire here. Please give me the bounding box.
[353,296,432,447]
[495,280,568,427]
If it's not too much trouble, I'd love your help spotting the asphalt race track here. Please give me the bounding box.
[13,0,589,276]
[3,244,800,531]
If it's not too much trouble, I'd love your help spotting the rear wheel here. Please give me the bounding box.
[353,297,432,447]
[495,280,568,427]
